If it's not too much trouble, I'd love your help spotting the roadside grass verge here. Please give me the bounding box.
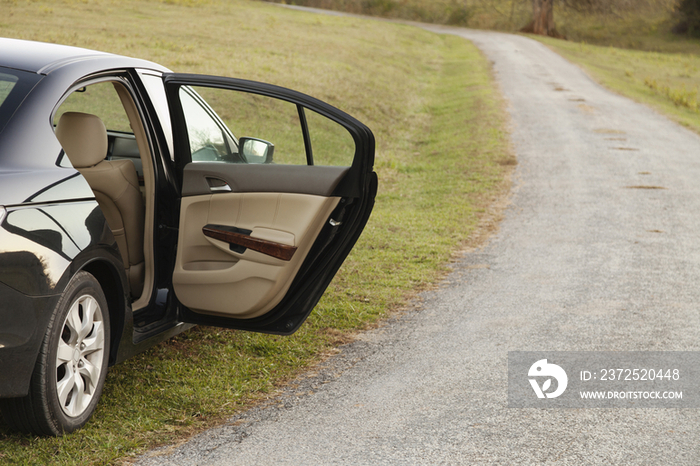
[532,35,700,134]
[550,1,684,51]
[0,0,512,464]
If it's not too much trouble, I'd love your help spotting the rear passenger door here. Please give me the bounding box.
[164,74,377,334]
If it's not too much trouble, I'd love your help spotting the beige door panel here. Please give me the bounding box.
[174,192,340,319]
[176,196,239,268]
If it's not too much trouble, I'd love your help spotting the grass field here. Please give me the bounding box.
[521,0,700,136]
[0,0,512,463]
[276,0,700,133]
[532,34,700,134]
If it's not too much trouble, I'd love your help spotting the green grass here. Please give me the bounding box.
[0,0,512,463]
[276,0,700,132]
[278,0,700,132]
[533,35,700,134]
[550,1,683,50]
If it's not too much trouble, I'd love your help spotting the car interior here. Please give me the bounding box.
[53,79,157,311]
[55,111,145,297]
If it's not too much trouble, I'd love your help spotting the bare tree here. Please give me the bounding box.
[521,0,565,38]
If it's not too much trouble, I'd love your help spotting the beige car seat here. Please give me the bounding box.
[55,112,145,298]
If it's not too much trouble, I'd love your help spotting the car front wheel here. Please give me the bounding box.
[0,271,110,436]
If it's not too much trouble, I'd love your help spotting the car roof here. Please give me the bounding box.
[0,38,168,75]
[0,38,113,74]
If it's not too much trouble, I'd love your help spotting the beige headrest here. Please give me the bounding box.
[55,112,108,168]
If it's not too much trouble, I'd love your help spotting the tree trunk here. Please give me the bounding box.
[532,0,554,35]
[521,0,564,38]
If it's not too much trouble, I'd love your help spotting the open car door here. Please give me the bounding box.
[164,74,376,334]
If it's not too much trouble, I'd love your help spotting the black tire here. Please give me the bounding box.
[0,271,110,436]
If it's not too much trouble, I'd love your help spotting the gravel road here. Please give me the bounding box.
[136,23,700,466]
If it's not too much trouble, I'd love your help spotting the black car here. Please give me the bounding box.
[0,38,376,436]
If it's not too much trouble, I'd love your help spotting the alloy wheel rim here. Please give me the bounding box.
[55,294,105,418]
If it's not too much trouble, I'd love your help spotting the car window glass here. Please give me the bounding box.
[305,109,355,166]
[54,82,132,134]
[189,86,307,165]
[179,87,236,163]
[0,72,18,107]
[178,86,358,167]
[0,67,43,134]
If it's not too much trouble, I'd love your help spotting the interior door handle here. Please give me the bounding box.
[206,177,232,193]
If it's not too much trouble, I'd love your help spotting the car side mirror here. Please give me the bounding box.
[238,137,274,164]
